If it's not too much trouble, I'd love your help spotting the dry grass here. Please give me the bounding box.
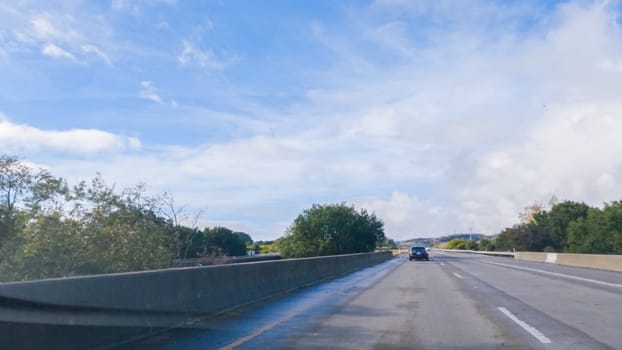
[392,249,407,256]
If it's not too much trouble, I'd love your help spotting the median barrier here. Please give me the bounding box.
[514,251,548,263]
[555,253,622,272]
[0,251,392,327]
[425,248,622,272]
[513,251,622,272]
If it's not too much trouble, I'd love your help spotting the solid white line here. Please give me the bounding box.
[498,307,551,344]
[485,261,622,288]
[453,272,463,279]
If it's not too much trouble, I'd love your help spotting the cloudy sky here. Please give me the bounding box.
[2,0,622,240]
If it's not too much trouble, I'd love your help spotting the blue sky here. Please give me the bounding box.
[3,0,622,240]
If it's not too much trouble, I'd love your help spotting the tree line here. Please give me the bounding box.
[446,199,622,254]
[0,154,388,281]
[0,154,253,281]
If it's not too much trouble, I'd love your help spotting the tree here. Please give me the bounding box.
[446,238,479,250]
[519,202,544,224]
[65,177,173,274]
[533,201,590,251]
[278,203,385,258]
[12,213,85,280]
[446,238,468,250]
[256,240,279,253]
[158,192,204,259]
[203,226,248,256]
[478,238,494,251]
[379,238,398,249]
[0,154,264,281]
[3,174,175,280]
[567,202,622,254]
[0,155,66,246]
[495,223,548,252]
[234,231,253,246]
[168,225,204,259]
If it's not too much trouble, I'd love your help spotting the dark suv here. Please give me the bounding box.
[409,246,429,261]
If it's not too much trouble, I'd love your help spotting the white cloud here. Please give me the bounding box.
[0,115,141,155]
[31,16,63,40]
[139,81,179,107]
[431,2,622,234]
[458,102,622,233]
[178,40,226,70]
[41,43,77,61]
[0,7,113,66]
[81,44,112,65]
[29,14,82,44]
[350,193,456,237]
[139,81,162,104]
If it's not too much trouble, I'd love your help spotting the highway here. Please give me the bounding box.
[112,250,622,350]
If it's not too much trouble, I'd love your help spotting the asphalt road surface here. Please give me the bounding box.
[113,250,622,350]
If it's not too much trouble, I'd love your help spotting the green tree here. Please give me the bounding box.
[158,191,205,260]
[4,175,174,280]
[533,201,590,251]
[234,231,253,246]
[478,238,494,251]
[278,203,385,258]
[168,225,203,259]
[379,238,398,249]
[0,155,66,247]
[67,178,173,274]
[447,238,469,250]
[495,223,548,251]
[203,226,248,256]
[567,202,622,254]
[0,154,267,281]
[11,213,85,280]
[257,240,279,253]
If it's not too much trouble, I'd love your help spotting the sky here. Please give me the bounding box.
[2,0,622,241]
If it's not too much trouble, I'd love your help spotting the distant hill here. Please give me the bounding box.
[399,237,434,248]
[399,233,487,248]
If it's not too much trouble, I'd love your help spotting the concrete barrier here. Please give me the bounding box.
[514,252,548,263]
[439,249,622,272]
[0,251,392,326]
[552,253,622,272]
[515,251,622,272]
